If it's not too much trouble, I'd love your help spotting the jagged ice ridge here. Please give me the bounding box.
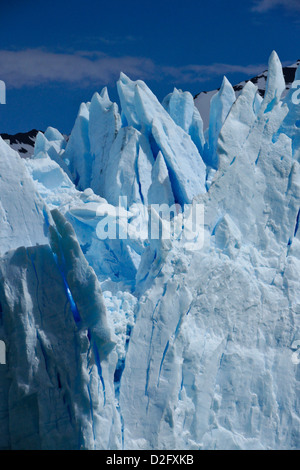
[0,51,299,450]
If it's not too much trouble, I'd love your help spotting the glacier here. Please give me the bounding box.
[0,50,299,450]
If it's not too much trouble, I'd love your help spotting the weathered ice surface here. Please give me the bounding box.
[0,51,299,450]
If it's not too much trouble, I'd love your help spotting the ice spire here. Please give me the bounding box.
[63,102,91,191]
[217,80,259,170]
[117,73,206,205]
[163,88,205,155]
[205,76,236,168]
[260,51,285,114]
[89,88,121,196]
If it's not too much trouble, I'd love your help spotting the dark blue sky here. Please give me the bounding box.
[0,0,299,134]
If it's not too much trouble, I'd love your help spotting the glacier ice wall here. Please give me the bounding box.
[0,138,49,255]
[0,243,118,450]
[0,51,300,450]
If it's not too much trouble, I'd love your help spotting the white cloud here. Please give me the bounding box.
[0,49,156,88]
[162,63,267,83]
[0,48,267,89]
[252,0,300,12]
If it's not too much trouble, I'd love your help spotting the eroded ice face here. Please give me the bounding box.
[0,50,299,450]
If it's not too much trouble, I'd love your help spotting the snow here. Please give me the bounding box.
[0,51,299,450]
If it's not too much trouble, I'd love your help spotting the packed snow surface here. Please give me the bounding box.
[0,51,299,450]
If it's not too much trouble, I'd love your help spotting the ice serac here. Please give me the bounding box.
[148,151,175,206]
[189,107,206,157]
[63,102,91,191]
[34,128,71,179]
[25,152,77,208]
[0,243,119,450]
[279,64,300,160]
[204,76,236,168]
[203,88,295,247]
[163,89,194,131]
[49,209,115,357]
[0,137,48,255]
[89,89,121,196]
[38,74,206,206]
[260,50,286,114]
[44,126,65,142]
[103,126,154,207]
[119,57,300,451]
[163,88,205,154]
[25,153,140,286]
[0,51,300,451]
[217,81,259,171]
[117,73,206,205]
